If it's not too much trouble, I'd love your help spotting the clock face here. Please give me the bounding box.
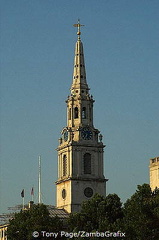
[84,187,93,198]
[63,130,68,141]
[82,127,93,140]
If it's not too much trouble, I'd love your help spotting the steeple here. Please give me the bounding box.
[65,20,94,129]
[71,20,89,97]
[56,21,106,213]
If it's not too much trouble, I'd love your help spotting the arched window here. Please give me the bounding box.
[84,153,91,174]
[74,107,78,118]
[82,107,86,119]
[63,155,67,176]
[89,106,92,121]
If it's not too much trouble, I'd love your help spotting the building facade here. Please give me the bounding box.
[56,21,107,213]
[0,224,8,240]
[149,156,159,191]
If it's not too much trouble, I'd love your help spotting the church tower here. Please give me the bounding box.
[56,21,107,213]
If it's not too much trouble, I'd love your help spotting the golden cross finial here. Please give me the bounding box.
[73,19,84,39]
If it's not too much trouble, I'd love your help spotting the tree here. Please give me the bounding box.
[122,184,159,240]
[68,193,123,237]
[68,185,159,240]
[7,204,64,240]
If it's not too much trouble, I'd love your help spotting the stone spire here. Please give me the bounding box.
[71,20,89,96]
[56,21,106,213]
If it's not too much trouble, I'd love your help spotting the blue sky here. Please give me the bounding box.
[0,0,159,214]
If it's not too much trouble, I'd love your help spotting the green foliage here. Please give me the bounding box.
[7,185,159,240]
[68,193,123,234]
[122,184,159,240]
[7,204,63,240]
[68,185,159,240]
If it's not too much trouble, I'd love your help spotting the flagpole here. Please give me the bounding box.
[22,196,24,210]
[38,155,41,204]
[32,192,34,202]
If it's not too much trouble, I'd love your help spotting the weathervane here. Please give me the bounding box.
[73,19,84,39]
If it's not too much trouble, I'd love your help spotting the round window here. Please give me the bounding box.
[84,187,93,198]
[62,189,66,199]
